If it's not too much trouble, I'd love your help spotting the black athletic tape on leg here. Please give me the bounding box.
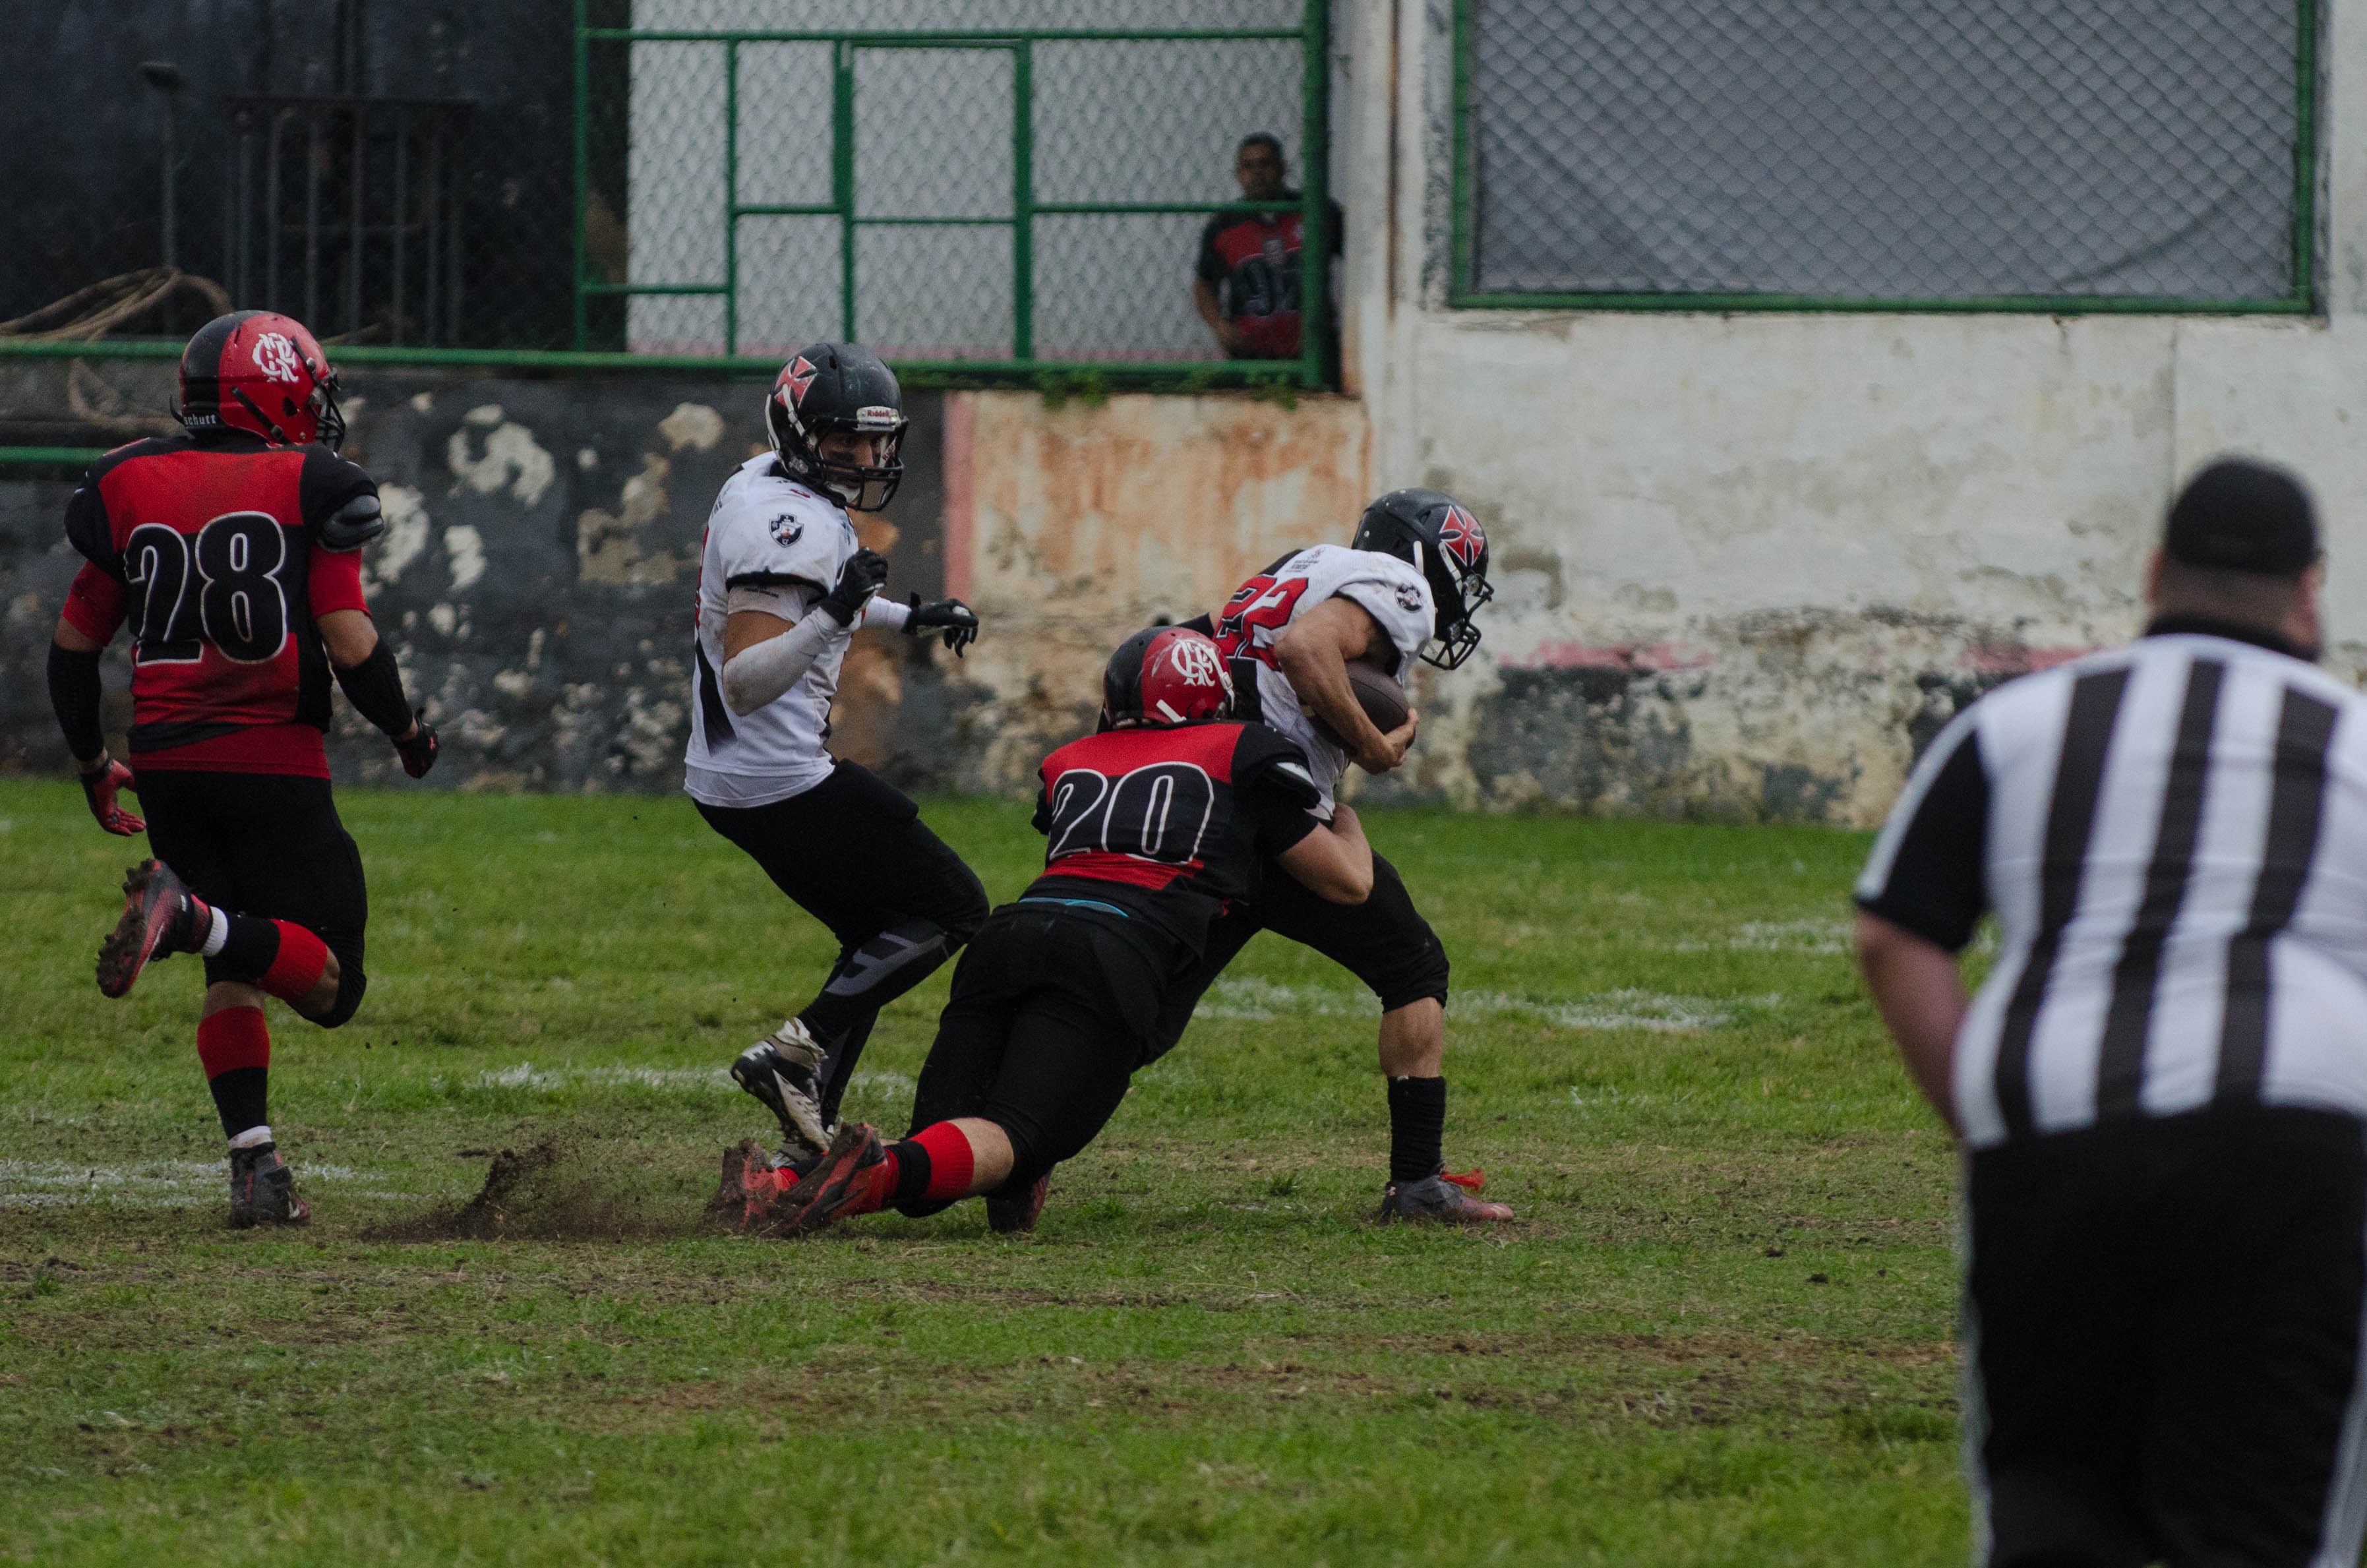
[334,639,415,737]
[212,911,283,982]
[47,644,105,762]
[1387,1075,1447,1184]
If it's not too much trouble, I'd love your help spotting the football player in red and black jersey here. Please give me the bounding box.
[45,311,438,1228]
[728,626,1373,1236]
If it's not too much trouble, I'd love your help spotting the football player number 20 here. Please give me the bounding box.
[126,512,291,664]
[1046,764,1216,864]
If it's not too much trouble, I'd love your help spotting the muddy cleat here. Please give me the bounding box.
[731,1021,831,1161]
[228,1143,311,1228]
[768,1121,887,1236]
[1379,1172,1514,1225]
[96,859,204,1000]
[986,1173,1048,1236]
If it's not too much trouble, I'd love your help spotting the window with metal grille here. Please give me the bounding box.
[1452,1,2318,312]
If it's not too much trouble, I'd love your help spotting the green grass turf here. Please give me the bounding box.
[0,779,1967,1565]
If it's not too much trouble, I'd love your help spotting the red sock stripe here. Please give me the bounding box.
[912,1122,977,1200]
[256,922,330,1003]
[196,1007,270,1078]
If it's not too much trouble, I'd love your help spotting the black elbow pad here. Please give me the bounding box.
[318,493,384,552]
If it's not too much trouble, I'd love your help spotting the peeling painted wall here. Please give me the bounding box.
[0,361,965,795]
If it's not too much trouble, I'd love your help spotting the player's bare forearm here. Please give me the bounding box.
[1853,911,1967,1138]
[1275,599,1409,771]
[1276,812,1374,905]
[1191,280,1234,353]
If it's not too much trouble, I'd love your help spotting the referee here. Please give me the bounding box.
[1856,458,2367,1568]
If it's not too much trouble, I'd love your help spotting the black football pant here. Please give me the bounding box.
[1146,850,1449,1060]
[138,769,369,1026]
[901,902,1169,1209]
[697,759,988,1122]
[1966,1106,2367,1568]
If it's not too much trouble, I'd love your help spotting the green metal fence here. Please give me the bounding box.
[575,5,1332,385]
[0,4,1331,395]
[1453,0,2319,313]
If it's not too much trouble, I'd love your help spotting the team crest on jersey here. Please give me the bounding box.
[251,332,304,384]
[1396,584,1423,613]
[783,355,818,407]
[766,512,803,547]
[1438,504,1485,570]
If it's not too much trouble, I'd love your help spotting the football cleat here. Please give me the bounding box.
[228,1143,311,1228]
[985,1173,1049,1236]
[731,1021,831,1161]
[1379,1172,1514,1225]
[767,1122,888,1236]
[96,859,202,999]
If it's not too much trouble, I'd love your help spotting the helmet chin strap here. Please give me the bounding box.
[229,386,291,444]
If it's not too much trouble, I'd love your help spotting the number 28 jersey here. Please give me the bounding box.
[1212,543,1435,814]
[1027,721,1321,955]
[61,432,376,777]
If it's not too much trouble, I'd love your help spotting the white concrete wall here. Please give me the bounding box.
[1330,0,2367,826]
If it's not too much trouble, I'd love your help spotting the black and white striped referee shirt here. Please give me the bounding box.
[1857,622,2367,1149]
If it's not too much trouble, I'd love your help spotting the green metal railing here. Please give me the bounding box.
[1451,0,2320,314]
[573,8,1332,386]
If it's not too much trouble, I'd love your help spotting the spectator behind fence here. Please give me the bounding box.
[1193,133,1341,363]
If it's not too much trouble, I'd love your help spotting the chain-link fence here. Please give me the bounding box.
[582,0,1333,381]
[1454,0,2318,310]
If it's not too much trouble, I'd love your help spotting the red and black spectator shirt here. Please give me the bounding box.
[1195,191,1344,359]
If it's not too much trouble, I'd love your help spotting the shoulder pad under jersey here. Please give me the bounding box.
[711,462,851,591]
[318,493,384,551]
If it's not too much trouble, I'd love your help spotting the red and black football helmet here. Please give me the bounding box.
[765,341,907,512]
[1102,626,1236,729]
[1351,488,1493,670]
[176,311,345,449]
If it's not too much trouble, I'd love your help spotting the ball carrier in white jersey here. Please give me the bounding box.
[1169,489,1511,1223]
[685,342,990,1170]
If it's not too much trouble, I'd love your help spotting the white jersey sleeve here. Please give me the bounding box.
[1213,543,1436,814]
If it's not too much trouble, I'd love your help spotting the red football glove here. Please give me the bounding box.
[80,759,144,836]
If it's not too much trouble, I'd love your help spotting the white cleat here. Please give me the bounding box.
[730,1019,831,1162]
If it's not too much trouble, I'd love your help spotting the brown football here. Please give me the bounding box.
[1310,663,1411,749]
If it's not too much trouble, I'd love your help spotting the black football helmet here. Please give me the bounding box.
[1350,489,1493,669]
[765,342,907,511]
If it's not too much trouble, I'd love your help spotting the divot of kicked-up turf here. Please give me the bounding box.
[0,779,1969,1566]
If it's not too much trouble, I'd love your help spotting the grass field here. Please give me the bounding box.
[0,777,1969,1565]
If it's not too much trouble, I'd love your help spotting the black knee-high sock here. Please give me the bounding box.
[1387,1075,1447,1184]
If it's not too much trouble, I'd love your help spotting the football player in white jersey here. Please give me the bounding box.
[685,342,990,1173]
[1170,489,1509,1223]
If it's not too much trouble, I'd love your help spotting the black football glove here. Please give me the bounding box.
[818,549,891,625]
[79,758,145,836]
[395,711,439,779]
[902,593,980,657]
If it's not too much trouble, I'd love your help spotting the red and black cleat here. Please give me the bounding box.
[768,1122,888,1236]
[96,859,202,999]
[985,1172,1049,1236]
[1379,1168,1514,1225]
